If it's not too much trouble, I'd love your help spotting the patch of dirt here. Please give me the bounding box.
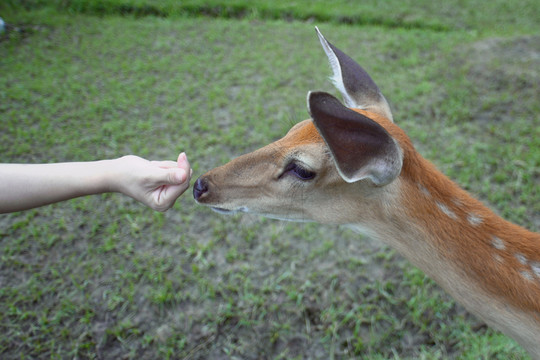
[464,35,540,124]
[468,36,540,89]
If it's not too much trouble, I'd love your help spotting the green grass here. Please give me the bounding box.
[0,2,539,359]
[4,0,540,34]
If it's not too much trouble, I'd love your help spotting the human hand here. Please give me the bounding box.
[112,153,192,212]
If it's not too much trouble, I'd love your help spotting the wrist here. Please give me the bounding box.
[94,158,124,194]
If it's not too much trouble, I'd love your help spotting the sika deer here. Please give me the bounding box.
[193,28,540,357]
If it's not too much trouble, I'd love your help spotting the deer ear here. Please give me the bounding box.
[315,27,393,122]
[307,91,402,185]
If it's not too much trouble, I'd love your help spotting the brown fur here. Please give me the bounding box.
[359,109,540,317]
[195,111,540,356]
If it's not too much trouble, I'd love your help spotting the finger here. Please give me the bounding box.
[158,167,187,185]
[177,153,192,179]
[177,152,186,164]
[156,181,190,211]
[177,152,190,170]
[172,168,187,184]
[151,160,178,169]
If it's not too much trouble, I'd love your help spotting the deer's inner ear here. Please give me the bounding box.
[308,91,402,186]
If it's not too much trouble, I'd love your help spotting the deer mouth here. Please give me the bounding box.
[210,206,249,215]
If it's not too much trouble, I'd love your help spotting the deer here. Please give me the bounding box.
[193,27,540,357]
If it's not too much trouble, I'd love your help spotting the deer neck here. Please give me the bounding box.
[405,150,540,305]
[349,145,540,336]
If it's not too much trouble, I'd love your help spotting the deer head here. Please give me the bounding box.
[193,27,408,225]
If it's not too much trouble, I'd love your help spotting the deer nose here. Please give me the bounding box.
[193,177,209,201]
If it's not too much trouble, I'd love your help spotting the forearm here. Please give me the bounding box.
[0,160,119,213]
[0,154,191,214]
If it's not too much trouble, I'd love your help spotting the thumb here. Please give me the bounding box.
[161,167,187,185]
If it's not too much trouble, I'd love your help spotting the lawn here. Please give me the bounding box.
[0,1,538,359]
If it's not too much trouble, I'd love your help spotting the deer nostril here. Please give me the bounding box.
[193,177,209,201]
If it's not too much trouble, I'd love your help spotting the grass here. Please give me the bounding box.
[0,1,539,359]
[4,0,540,34]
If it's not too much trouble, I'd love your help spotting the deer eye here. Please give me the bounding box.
[283,162,316,181]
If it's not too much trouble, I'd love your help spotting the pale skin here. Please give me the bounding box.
[0,152,192,214]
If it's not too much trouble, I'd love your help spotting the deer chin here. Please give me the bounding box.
[210,205,312,223]
[210,206,249,215]
[262,214,312,222]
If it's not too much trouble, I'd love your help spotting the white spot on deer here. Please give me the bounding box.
[418,184,431,197]
[493,254,504,264]
[436,201,457,220]
[491,236,505,250]
[520,270,534,282]
[515,253,528,265]
[530,262,540,278]
[467,213,483,226]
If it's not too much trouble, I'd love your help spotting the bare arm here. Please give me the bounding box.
[0,153,192,213]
